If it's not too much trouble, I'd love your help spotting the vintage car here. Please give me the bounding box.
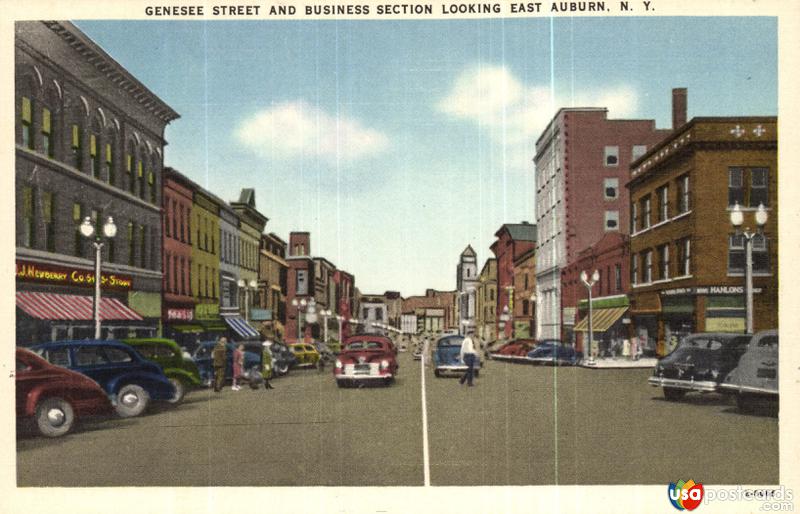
[31,340,176,418]
[648,332,751,401]
[526,344,581,366]
[122,338,202,404]
[433,335,482,378]
[265,341,297,376]
[412,345,423,360]
[16,348,112,437]
[334,336,398,387]
[192,341,261,385]
[490,338,537,360]
[720,329,778,411]
[289,343,321,368]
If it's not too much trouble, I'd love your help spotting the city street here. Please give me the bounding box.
[17,353,778,487]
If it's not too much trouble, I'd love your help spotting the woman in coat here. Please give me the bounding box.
[232,344,244,391]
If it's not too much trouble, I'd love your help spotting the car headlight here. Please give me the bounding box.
[711,369,719,379]
[335,360,343,369]
[380,360,389,368]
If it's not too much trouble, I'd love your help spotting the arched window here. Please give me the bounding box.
[89,116,102,179]
[126,141,136,194]
[104,126,117,186]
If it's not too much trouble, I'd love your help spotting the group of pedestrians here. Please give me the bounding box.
[211,336,274,393]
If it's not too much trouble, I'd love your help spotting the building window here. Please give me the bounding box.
[632,145,647,161]
[73,203,83,257]
[676,237,691,276]
[644,250,653,283]
[640,196,651,229]
[139,225,147,268]
[126,148,135,193]
[90,135,99,179]
[149,172,156,204]
[658,244,670,279]
[105,144,115,185]
[137,160,145,199]
[71,124,82,170]
[604,211,619,231]
[604,146,619,166]
[752,234,769,273]
[604,178,619,200]
[657,185,669,222]
[21,96,34,149]
[631,254,638,286]
[522,300,530,316]
[42,107,53,157]
[631,202,638,233]
[21,186,35,247]
[729,234,769,274]
[677,174,690,213]
[751,168,769,207]
[297,270,308,295]
[614,263,622,292]
[729,167,769,207]
[127,222,135,266]
[42,191,54,252]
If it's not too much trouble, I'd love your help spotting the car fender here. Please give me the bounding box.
[23,383,86,417]
[107,371,174,396]
[163,367,202,387]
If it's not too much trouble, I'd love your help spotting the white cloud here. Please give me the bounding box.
[438,63,640,171]
[235,101,389,161]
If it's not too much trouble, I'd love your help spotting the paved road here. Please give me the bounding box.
[17,353,778,486]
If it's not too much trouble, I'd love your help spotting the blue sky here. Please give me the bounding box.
[76,17,776,297]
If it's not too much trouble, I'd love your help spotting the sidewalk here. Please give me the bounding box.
[580,357,657,369]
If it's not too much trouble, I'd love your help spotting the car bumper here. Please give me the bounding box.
[647,376,718,392]
[719,383,778,395]
[336,373,393,381]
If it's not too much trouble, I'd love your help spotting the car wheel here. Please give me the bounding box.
[166,378,185,405]
[663,387,686,401]
[384,377,393,386]
[35,397,75,438]
[115,384,150,418]
[274,362,289,376]
[336,379,345,388]
[736,394,755,413]
[434,370,441,378]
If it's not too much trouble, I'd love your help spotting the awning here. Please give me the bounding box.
[574,307,627,333]
[16,291,143,321]
[169,324,204,333]
[222,315,260,339]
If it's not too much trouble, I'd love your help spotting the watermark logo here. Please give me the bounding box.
[669,479,705,511]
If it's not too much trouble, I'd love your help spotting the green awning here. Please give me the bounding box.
[578,295,630,310]
[169,324,204,333]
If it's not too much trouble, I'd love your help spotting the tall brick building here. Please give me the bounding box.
[490,223,536,339]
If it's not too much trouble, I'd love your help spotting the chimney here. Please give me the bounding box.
[672,88,687,130]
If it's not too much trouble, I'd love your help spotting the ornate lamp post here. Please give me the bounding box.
[730,202,768,333]
[336,315,344,344]
[499,305,510,341]
[580,269,601,364]
[291,297,307,343]
[237,278,258,321]
[319,309,331,342]
[80,216,117,339]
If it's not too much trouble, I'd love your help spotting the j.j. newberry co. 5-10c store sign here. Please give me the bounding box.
[16,260,133,290]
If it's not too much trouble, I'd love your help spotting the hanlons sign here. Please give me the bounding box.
[16,260,132,290]
[661,286,763,296]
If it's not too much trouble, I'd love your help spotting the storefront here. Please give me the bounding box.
[573,295,630,359]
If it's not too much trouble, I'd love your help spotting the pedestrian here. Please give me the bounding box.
[262,341,275,390]
[232,344,244,391]
[459,331,478,387]
[212,337,227,393]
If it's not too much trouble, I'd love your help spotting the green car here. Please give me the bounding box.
[122,338,202,404]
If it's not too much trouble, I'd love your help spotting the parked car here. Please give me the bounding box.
[313,342,337,369]
[433,335,482,378]
[289,343,321,368]
[31,340,176,418]
[192,341,261,385]
[334,336,398,387]
[648,333,752,401]
[412,345,423,361]
[265,341,297,376]
[527,344,581,366]
[122,338,202,404]
[720,329,778,411]
[491,338,537,359]
[16,348,112,437]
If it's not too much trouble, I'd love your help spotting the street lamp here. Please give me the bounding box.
[730,202,768,333]
[580,269,601,364]
[319,309,331,342]
[237,278,258,321]
[499,305,510,341]
[336,315,344,344]
[292,297,307,343]
[80,216,117,339]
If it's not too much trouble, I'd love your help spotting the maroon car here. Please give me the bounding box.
[334,336,398,387]
[16,348,112,437]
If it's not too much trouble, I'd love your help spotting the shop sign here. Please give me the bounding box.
[706,317,746,333]
[195,303,220,320]
[661,286,762,296]
[16,259,132,290]
[167,308,194,321]
[562,307,576,325]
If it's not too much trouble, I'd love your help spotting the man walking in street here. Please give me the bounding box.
[212,337,228,393]
[459,331,478,387]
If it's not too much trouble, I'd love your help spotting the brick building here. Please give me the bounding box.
[490,223,536,339]
[286,232,314,342]
[15,21,178,344]
[512,248,536,339]
[627,116,778,356]
[257,232,287,339]
[534,102,670,340]
[475,258,497,341]
[161,168,195,341]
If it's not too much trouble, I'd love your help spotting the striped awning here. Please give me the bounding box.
[222,315,260,339]
[16,291,143,321]
[573,307,628,333]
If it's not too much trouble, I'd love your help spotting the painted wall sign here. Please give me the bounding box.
[661,286,763,296]
[16,260,133,290]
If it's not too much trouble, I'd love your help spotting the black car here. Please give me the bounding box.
[648,333,751,401]
[266,341,297,376]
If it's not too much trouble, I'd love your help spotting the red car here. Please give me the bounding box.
[16,348,112,437]
[495,338,537,357]
[334,336,398,387]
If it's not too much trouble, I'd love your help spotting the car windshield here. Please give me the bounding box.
[758,335,778,348]
[438,337,463,347]
[678,337,730,351]
[346,341,384,351]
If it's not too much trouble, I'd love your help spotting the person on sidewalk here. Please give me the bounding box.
[232,344,244,391]
[459,331,478,387]
[212,337,228,393]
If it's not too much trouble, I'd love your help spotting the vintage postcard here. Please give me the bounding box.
[2,0,799,512]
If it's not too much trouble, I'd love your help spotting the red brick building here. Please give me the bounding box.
[162,167,195,339]
[490,223,536,339]
[512,248,536,338]
[286,232,313,342]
